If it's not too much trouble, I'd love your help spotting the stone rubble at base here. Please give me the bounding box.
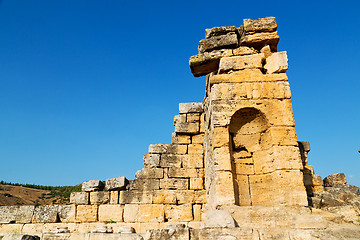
[0,16,360,239]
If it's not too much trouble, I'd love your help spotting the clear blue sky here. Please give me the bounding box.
[0,0,359,187]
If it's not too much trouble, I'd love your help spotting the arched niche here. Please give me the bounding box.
[229,107,270,206]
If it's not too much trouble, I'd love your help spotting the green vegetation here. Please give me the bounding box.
[0,180,81,204]
[3,193,13,197]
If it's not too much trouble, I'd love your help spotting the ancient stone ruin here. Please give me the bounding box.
[1,17,360,239]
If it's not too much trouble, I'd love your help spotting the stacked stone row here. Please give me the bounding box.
[189,17,283,78]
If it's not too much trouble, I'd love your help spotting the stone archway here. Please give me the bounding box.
[229,108,269,206]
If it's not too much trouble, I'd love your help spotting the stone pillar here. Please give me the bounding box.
[190,17,308,209]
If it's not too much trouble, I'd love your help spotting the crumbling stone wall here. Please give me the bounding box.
[189,17,308,208]
[0,103,207,234]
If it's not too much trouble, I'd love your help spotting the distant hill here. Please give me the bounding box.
[0,182,81,206]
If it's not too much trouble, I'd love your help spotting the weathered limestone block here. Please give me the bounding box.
[252,146,303,174]
[138,204,165,223]
[165,204,193,222]
[205,210,236,228]
[218,53,265,73]
[182,154,203,168]
[110,191,119,204]
[58,205,76,223]
[33,205,58,223]
[119,191,152,204]
[160,178,189,190]
[21,224,43,234]
[187,144,203,154]
[240,31,280,51]
[76,205,98,222]
[175,122,199,134]
[15,205,34,223]
[260,45,272,58]
[171,133,191,145]
[198,32,238,53]
[152,190,177,204]
[186,113,200,123]
[135,168,164,179]
[176,190,206,204]
[261,126,298,147]
[250,170,308,206]
[323,173,347,187]
[213,146,232,171]
[123,204,139,222]
[189,49,233,77]
[143,154,161,168]
[264,51,288,74]
[233,162,254,175]
[213,171,236,206]
[98,205,123,222]
[146,227,190,240]
[82,180,104,192]
[234,175,252,206]
[148,144,187,155]
[0,225,22,235]
[212,81,292,100]
[173,114,186,125]
[179,103,203,114]
[160,154,182,168]
[129,179,160,191]
[190,178,204,190]
[243,17,277,33]
[0,206,17,223]
[205,26,238,39]
[191,134,204,144]
[209,68,277,85]
[90,191,110,205]
[105,176,128,191]
[167,168,200,178]
[232,46,258,56]
[70,192,89,205]
[212,127,229,148]
[233,134,262,152]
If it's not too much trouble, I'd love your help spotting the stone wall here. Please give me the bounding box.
[0,103,207,234]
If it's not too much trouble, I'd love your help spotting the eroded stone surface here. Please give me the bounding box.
[264,51,288,73]
[33,205,58,223]
[324,173,347,187]
[82,180,104,192]
[105,176,128,191]
[199,32,238,53]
